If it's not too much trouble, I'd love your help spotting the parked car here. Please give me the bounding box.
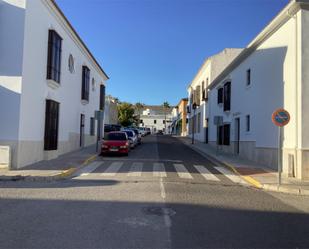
[130,128,142,145]
[104,124,121,139]
[138,127,147,137]
[157,130,163,135]
[146,128,151,135]
[101,131,129,156]
[122,130,138,148]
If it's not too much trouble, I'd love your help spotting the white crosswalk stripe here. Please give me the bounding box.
[173,164,193,179]
[101,161,123,176]
[128,162,143,177]
[194,165,220,181]
[75,161,102,178]
[214,166,248,185]
[153,163,167,177]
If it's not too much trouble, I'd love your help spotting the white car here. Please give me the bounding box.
[123,130,138,148]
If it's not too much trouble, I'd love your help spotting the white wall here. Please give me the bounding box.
[0,0,26,140]
[18,0,106,143]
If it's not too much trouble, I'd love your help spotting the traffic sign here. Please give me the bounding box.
[272,108,290,127]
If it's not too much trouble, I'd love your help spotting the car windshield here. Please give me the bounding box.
[124,131,134,137]
[107,133,127,141]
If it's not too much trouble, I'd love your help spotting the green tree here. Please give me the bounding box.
[135,102,145,126]
[162,101,170,133]
[118,102,135,127]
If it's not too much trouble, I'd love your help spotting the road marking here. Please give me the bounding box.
[153,163,167,177]
[194,165,220,181]
[214,166,248,184]
[128,162,143,177]
[101,162,123,176]
[160,178,166,199]
[173,164,193,179]
[77,161,102,177]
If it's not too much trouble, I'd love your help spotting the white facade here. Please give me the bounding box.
[139,107,173,134]
[187,48,242,142]
[0,0,108,168]
[187,0,309,180]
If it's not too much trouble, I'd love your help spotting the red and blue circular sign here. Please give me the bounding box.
[272,108,290,127]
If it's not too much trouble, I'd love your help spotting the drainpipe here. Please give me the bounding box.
[287,8,299,178]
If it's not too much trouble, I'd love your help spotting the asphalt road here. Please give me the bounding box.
[0,135,309,249]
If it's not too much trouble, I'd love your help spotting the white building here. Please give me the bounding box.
[139,106,173,134]
[187,48,242,142]
[0,0,108,169]
[188,0,309,180]
[104,95,118,125]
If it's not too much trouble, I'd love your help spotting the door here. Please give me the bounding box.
[235,118,240,154]
[80,114,85,147]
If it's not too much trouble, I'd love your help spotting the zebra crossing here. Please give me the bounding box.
[73,160,247,185]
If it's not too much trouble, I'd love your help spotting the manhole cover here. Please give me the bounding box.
[142,207,176,216]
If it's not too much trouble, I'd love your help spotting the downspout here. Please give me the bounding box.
[287,8,299,178]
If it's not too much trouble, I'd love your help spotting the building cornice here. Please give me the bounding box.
[208,0,308,90]
[45,0,109,80]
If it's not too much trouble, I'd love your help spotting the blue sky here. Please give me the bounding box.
[56,0,288,106]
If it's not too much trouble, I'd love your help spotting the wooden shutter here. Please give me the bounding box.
[223,82,231,111]
[82,66,90,101]
[218,88,223,104]
[46,30,62,83]
[44,99,59,150]
[223,124,230,145]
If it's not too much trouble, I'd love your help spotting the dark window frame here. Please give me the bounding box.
[81,66,90,101]
[246,115,250,132]
[44,99,60,151]
[218,88,223,104]
[99,84,105,110]
[154,120,157,124]
[47,30,62,83]
[246,69,251,86]
[223,82,231,111]
[217,124,230,146]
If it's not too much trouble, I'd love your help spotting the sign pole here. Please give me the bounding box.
[278,126,282,185]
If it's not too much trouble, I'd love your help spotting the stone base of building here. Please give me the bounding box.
[0,133,97,169]
[207,141,309,180]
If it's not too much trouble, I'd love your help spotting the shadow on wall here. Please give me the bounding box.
[0,0,25,77]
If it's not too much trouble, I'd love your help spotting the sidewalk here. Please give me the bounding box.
[176,136,309,196]
[0,145,98,181]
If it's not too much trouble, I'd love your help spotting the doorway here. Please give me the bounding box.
[80,114,85,147]
[235,118,240,154]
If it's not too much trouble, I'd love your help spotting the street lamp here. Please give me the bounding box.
[192,102,198,144]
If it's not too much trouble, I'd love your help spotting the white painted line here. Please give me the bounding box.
[128,162,143,177]
[194,165,220,181]
[173,164,193,179]
[153,163,167,177]
[101,162,123,176]
[76,161,102,177]
[160,178,166,199]
[214,166,248,185]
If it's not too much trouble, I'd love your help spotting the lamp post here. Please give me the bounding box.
[192,102,197,144]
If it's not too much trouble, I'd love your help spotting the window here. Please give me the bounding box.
[246,115,250,132]
[140,119,143,124]
[217,124,230,145]
[99,84,105,110]
[205,118,209,144]
[68,54,74,73]
[81,66,90,101]
[202,81,205,100]
[163,120,165,124]
[47,30,62,83]
[218,88,223,104]
[44,99,60,150]
[92,78,95,91]
[90,117,95,136]
[223,82,231,111]
[154,120,157,124]
[246,69,251,86]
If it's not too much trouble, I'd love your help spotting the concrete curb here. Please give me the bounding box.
[176,137,309,196]
[0,154,98,182]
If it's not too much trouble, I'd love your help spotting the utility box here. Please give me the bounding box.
[0,146,11,169]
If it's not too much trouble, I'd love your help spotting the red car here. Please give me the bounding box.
[101,131,130,156]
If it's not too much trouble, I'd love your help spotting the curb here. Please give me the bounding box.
[176,137,309,196]
[0,154,98,182]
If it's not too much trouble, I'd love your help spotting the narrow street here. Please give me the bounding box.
[0,135,309,249]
